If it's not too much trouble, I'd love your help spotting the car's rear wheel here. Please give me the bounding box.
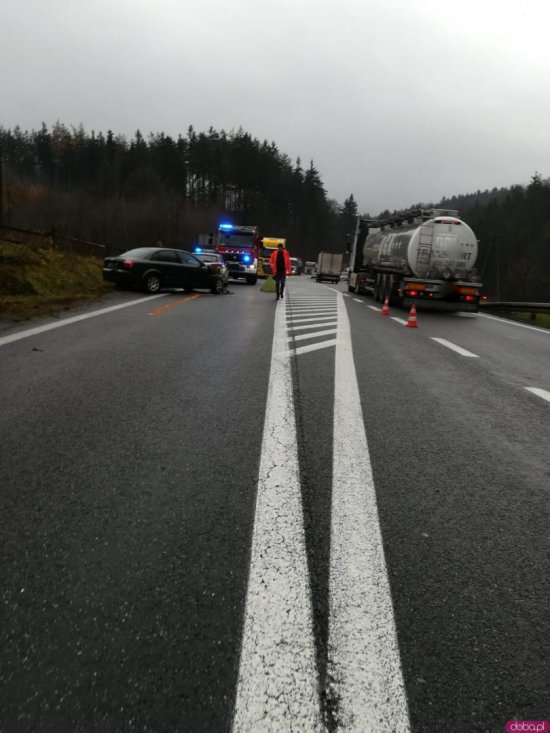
[211,278,224,294]
[246,275,257,285]
[144,273,161,294]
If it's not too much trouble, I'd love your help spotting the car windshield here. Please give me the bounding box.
[119,248,158,259]
[219,233,255,248]
[197,254,220,263]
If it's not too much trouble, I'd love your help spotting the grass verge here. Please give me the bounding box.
[0,240,111,322]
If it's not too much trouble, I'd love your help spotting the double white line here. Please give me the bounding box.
[233,291,410,731]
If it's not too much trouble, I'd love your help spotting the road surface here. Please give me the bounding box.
[1,279,548,732]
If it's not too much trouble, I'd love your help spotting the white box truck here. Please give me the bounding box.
[316,252,343,283]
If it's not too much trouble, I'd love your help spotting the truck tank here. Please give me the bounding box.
[362,216,478,280]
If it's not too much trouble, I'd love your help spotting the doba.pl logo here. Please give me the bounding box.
[505,723,550,732]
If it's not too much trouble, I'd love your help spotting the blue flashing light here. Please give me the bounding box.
[219,223,233,230]
[243,254,252,264]
[194,246,202,253]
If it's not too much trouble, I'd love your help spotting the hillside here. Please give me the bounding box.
[0,240,109,321]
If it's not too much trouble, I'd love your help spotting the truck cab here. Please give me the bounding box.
[215,224,260,285]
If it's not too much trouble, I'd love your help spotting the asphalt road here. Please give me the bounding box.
[1,279,548,732]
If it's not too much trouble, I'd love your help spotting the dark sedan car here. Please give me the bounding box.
[102,247,226,294]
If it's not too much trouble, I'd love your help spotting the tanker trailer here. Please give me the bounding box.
[350,210,482,312]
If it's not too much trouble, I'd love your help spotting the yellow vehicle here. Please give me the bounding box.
[258,237,287,278]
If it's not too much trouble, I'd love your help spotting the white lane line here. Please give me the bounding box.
[289,321,338,332]
[390,317,408,326]
[343,294,350,297]
[289,329,338,342]
[353,298,363,303]
[430,337,479,357]
[368,305,381,312]
[288,315,340,324]
[233,300,321,731]
[525,387,550,404]
[290,339,338,355]
[0,295,166,347]
[328,291,411,731]
[478,312,550,335]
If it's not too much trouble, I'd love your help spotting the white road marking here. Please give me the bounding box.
[368,305,381,312]
[289,329,338,342]
[343,294,350,297]
[289,321,338,331]
[431,337,479,357]
[478,312,550,335]
[0,295,166,347]
[328,291,411,731]
[288,315,340,324]
[288,306,338,311]
[233,299,321,731]
[525,387,550,404]
[390,317,408,326]
[288,311,338,318]
[353,298,363,303]
[290,339,338,355]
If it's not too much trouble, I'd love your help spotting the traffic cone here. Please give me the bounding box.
[406,304,418,328]
[381,296,390,316]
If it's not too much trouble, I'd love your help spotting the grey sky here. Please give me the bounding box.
[2,0,550,214]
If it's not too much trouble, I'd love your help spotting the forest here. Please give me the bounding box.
[0,122,549,300]
[0,122,357,262]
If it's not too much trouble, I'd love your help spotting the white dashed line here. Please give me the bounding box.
[430,338,479,357]
[368,305,381,312]
[353,298,363,303]
[390,317,408,326]
[525,387,550,404]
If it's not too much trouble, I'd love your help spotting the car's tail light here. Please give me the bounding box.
[122,259,135,270]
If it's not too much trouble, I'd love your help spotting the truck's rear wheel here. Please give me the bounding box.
[246,275,257,285]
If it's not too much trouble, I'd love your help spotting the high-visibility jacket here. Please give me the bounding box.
[269,248,291,276]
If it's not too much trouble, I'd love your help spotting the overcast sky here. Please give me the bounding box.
[2,0,550,214]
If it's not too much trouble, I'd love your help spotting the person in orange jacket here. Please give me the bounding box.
[269,243,291,300]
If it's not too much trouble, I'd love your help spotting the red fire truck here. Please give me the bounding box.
[214,224,261,285]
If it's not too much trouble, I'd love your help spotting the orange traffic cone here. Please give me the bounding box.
[406,304,418,328]
[381,296,390,316]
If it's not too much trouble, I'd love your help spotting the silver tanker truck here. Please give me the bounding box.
[348,209,483,311]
